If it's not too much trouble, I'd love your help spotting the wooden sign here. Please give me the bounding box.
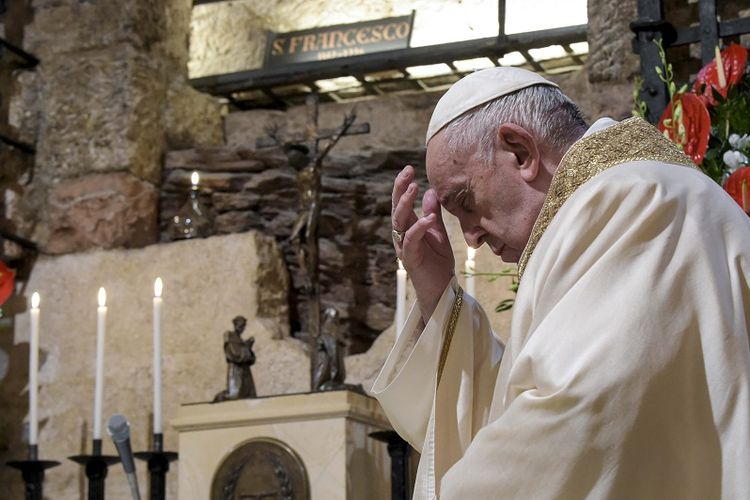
[264,12,414,67]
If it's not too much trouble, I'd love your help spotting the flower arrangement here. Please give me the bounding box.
[637,41,750,213]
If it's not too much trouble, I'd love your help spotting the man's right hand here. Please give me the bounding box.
[391,165,455,323]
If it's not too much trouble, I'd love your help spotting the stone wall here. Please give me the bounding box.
[4,0,224,257]
[161,144,429,353]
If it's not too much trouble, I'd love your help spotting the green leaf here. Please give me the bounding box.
[495,299,515,313]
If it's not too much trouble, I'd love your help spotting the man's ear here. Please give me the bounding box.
[497,123,541,182]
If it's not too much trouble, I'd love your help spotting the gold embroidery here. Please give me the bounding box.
[437,286,464,388]
[517,117,697,280]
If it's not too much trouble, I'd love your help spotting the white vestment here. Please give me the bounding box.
[372,118,750,499]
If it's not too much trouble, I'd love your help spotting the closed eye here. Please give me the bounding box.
[458,187,473,213]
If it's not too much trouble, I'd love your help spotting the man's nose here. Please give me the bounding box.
[462,224,485,248]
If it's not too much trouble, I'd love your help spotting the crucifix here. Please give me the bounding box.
[257,93,370,392]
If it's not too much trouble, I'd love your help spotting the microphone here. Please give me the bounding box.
[107,414,142,500]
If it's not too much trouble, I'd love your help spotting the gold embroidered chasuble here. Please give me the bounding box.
[372,118,750,499]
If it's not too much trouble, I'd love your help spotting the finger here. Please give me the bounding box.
[401,213,437,259]
[421,189,449,242]
[391,165,415,209]
[392,182,420,233]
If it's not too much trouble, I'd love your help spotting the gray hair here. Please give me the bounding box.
[442,85,588,163]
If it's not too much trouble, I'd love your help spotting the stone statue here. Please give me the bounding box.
[214,316,257,402]
[312,307,347,392]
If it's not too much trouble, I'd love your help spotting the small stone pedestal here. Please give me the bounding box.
[172,390,391,500]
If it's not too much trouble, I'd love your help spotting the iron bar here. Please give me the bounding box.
[0,132,35,155]
[632,0,670,123]
[698,0,719,64]
[0,37,39,68]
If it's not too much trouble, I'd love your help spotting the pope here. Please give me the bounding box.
[372,67,750,499]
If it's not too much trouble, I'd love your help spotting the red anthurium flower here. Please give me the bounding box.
[693,43,748,107]
[0,261,15,306]
[658,92,711,164]
[724,166,750,215]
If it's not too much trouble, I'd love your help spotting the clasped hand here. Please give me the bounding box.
[391,165,455,322]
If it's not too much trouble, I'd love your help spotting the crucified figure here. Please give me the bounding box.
[262,93,367,392]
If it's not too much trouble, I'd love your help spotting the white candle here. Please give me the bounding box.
[465,247,476,297]
[153,277,163,435]
[396,260,407,336]
[29,292,40,446]
[93,287,107,440]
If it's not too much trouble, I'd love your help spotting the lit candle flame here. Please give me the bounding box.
[467,246,476,261]
[154,277,163,298]
[98,287,107,307]
[31,292,40,309]
[191,171,200,186]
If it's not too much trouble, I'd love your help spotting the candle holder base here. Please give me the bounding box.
[134,449,178,500]
[6,459,61,500]
[369,430,412,500]
[68,454,120,500]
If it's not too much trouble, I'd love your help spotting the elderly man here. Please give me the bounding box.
[371,67,750,499]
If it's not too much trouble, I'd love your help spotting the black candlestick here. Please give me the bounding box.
[134,433,178,500]
[69,439,120,500]
[6,444,61,500]
[369,430,412,500]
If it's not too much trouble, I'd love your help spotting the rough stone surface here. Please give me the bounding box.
[225,92,438,154]
[46,172,159,254]
[553,70,635,121]
[0,231,297,500]
[5,0,222,253]
[162,146,429,353]
[586,0,639,82]
[34,44,165,183]
[24,1,166,57]
[7,71,40,145]
[164,78,225,149]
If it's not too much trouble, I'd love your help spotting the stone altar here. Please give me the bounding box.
[173,390,391,500]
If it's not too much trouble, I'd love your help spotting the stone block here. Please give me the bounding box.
[47,172,158,253]
[8,71,40,145]
[164,80,224,149]
[34,44,165,183]
[25,1,166,57]
[586,0,639,82]
[212,191,262,212]
[165,146,285,172]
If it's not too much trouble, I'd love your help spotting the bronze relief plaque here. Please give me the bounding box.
[211,438,310,500]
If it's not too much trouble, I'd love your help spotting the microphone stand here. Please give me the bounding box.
[134,433,178,500]
[6,444,61,500]
[69,438,120,500]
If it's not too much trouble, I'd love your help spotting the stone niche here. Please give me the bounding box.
[161,145,430,354]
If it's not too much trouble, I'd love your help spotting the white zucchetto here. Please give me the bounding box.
[425,67,558,144]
